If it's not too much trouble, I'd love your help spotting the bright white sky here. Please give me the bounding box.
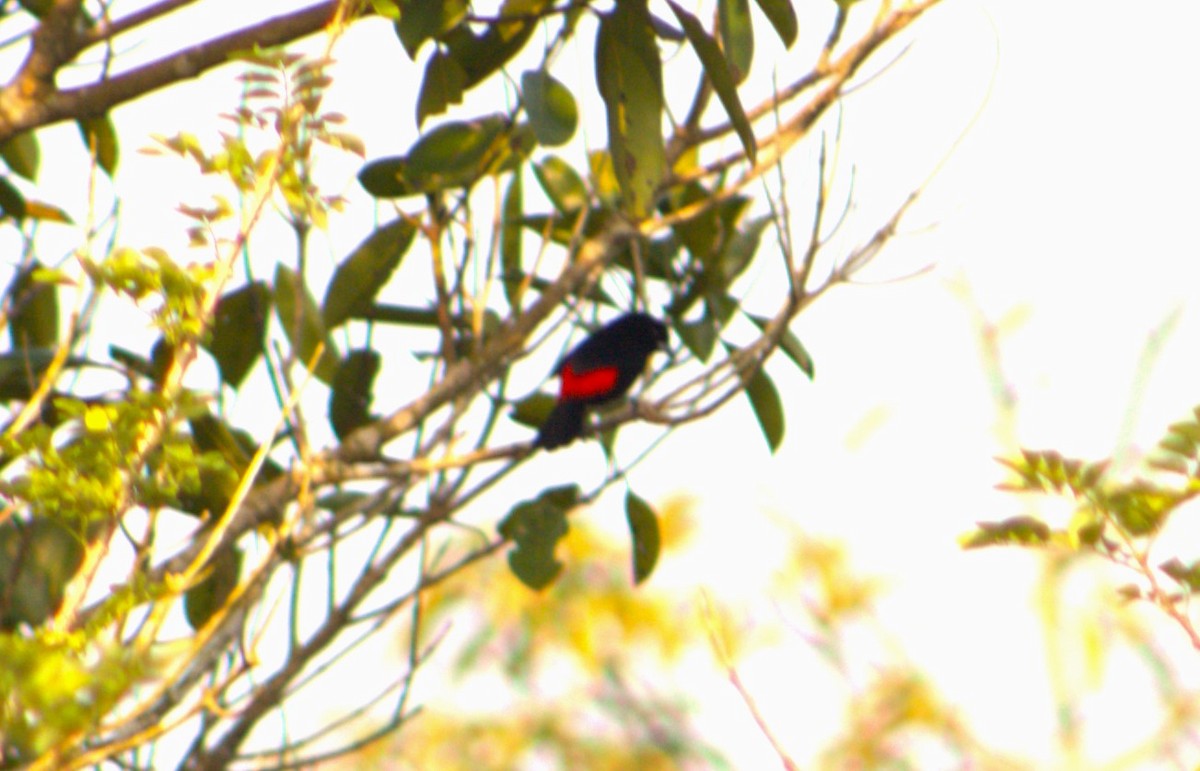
[9,0,1200,766]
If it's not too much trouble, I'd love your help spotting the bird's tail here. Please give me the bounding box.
[535,401,586,450]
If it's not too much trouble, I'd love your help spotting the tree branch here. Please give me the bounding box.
[0,0,344,138]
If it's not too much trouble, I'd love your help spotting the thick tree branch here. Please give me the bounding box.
[0,0,344,138]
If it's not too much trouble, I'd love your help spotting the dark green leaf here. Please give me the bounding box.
[0,175,26,219]
[329,349,381,440]
[77,115,119,175]
[522,70,578,147]
[109,345,157,380]
[150,337,175,385]
[498,485,580,590]
[595,0,666,217]
[184,547,241,630]
[7,262,58,349]
[0,131,38,181]
[501,170,524,311]
[625,491,660,585]
[509,392,556,429]
[0,349,83,401]
[723,214,770,281]
[533,155,588,214]
[674,314,717,362]
[442,0,549,86]
[323,218,416,328]
[718,0,753,84]
[417,50,467,127]
[666,0,757,163]
[205,281,269,387]
[744,362,784,452]
[273,265,340,385]
[189,410,253,470]
[753,0,797,48]
[178,413,280,519]
[521,206,614,248]
[0,519,84,630]
[358,156,415,198]
[404,114,513,192]
[705,292,738,326]
[395,0,468,58]
[959,516,1052,549]
[747,313,814,379]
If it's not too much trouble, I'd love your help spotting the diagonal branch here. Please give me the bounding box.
[0,0,345,139]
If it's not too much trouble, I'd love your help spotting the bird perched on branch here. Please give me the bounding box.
[535,312,668,450]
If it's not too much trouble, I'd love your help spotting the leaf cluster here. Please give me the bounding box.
[967,407,1200,648]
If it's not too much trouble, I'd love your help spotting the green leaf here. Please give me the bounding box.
[723,214,770,281]
[0,131,39,181]
[587,149,621,205]
[753,0,797,48]
[744,361,784,452]
[501,170,524,311]
[184,547,241,631]
[109,345,158,380]
[0,175,26,219]
[323,217,416,328]
[273,265,340,385]
[395,0,468,58]
[369,122,527,199]
[77,115,119,176]
[532,155,588,214]
[718,0,754,84]
[747,313,814,379]
[7,262,58,349]
[189,410,253,471]
[358,157,415,198]
[666,1,757,164]
[205,281,269,387]
[674,314,717,362]
[404,114,514,192]
[1106,484,1176,537]
[442,0,550,86]
[595,0,666,217]
[416,50,466,127]
[177,411,280,517]
[625,491,660,585]
[522,70,578,147]
[666,184,751,273]
[498,485,580,590]
[959,516,1052,549]
[0,519,84,629]
[509,392,556,429]
[520,206,615,249]
[0,349,84,401]
[329,349,381,440]
[1068,509,1104,548]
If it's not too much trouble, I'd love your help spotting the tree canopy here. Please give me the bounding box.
[0,0,949,767]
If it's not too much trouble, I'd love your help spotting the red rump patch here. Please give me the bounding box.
[559,363,618,400]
